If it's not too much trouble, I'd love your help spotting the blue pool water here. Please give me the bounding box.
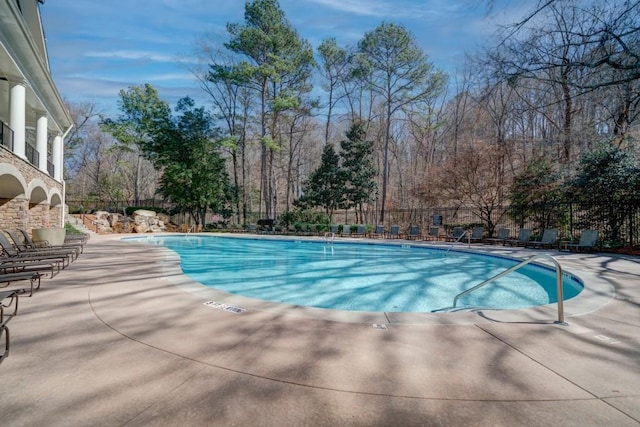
[129,235,583,313]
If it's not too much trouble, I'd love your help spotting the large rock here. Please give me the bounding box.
[94,211,113,233]
[107,213,120,228]
[133,209,166,233]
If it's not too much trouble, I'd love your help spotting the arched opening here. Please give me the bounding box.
[0,167,28,230]
[28,182,49,228]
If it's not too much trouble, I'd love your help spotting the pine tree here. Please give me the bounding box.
[340,121,377,219]
[295,143,344,220]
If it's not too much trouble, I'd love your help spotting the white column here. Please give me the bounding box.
[36,111,49,172]
[9,80,26,159]
[53,134,62,181]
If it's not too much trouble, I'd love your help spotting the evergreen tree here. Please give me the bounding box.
[224,0,315,218]
[295,143,344,220]
[508,158,563,230]
[564,142,640,245]
[340,122,377,218]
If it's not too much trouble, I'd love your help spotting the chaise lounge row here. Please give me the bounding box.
[0,228,88,365]
[247,221,599,251]
[326,224,599,251]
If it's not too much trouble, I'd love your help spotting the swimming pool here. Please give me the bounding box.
[129,235,583,313]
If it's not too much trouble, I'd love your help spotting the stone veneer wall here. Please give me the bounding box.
[0,197,28,230]
[0,146,63,231]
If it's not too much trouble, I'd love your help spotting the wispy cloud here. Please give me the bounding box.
[305,0,390,17]
[85,50,178,63]
[147,72,196,82]
[41,0,530,110]
[304,0,461,19]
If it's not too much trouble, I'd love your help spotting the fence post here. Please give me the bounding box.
[630,207,635,247]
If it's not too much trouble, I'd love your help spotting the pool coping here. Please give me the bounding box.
[127,232,618,326]
[4,232,639,425]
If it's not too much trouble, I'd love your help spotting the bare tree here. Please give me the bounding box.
[64,101,101,181]
[490,0,640,158]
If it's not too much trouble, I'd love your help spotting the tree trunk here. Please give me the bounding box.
[380,103,392,224]
[134,154,142,205]
[260,78,269,219]
[561,72,572,162]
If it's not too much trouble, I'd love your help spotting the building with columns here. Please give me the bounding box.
[0,0,72,231]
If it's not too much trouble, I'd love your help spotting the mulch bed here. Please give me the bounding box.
[606,246,640,256]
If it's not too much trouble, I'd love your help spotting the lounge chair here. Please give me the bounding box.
[1,288,19,326]
[445,227,466,242]
[425,226,441,241]
[340,225,351,237]
[353,225,367,237]
[1,271,43,297]
[0,288,18,365]
[506,229,532,246]
[388,225,401,239]
[0,320,9,364]
[330,225,339,235]
[0,285,22,365]
[484,228,510,245]
[469,226,484,243]
[1,258,59,278]
[371,225,385,238]
[406,225,421,240]
[527,228,559,249]
[7,230,79,260]
[566,230,599,251]
[0,233,71,268]
[19,228,85,254]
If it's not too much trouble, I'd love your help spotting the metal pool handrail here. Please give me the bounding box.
[452,254,566,324]
[446,230,470,252]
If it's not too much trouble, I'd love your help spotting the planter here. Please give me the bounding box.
[32,227,66,246]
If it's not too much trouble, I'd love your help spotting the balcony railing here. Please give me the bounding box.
[26,142,40,167]
[47,159,55,177]
[1,121,14,150]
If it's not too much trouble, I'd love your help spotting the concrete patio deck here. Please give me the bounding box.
[1,234,638,426]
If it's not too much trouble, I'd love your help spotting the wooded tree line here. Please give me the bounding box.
[63,0,640,231]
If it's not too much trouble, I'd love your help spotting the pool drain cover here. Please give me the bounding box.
[204,301,246,314]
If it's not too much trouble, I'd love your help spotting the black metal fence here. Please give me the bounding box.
[375,203,639,248]
[66,199,640,247]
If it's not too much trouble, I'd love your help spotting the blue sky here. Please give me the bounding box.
[40,0,531,114]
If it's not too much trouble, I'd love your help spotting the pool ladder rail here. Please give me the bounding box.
[324,232,335,244]
[446,230,471,252]
[437,254,567,325]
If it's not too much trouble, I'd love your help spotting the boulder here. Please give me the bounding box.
[133,209,156,218]
[133,209,166,233]
[107,213,119,228]
[93,211,113,233]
